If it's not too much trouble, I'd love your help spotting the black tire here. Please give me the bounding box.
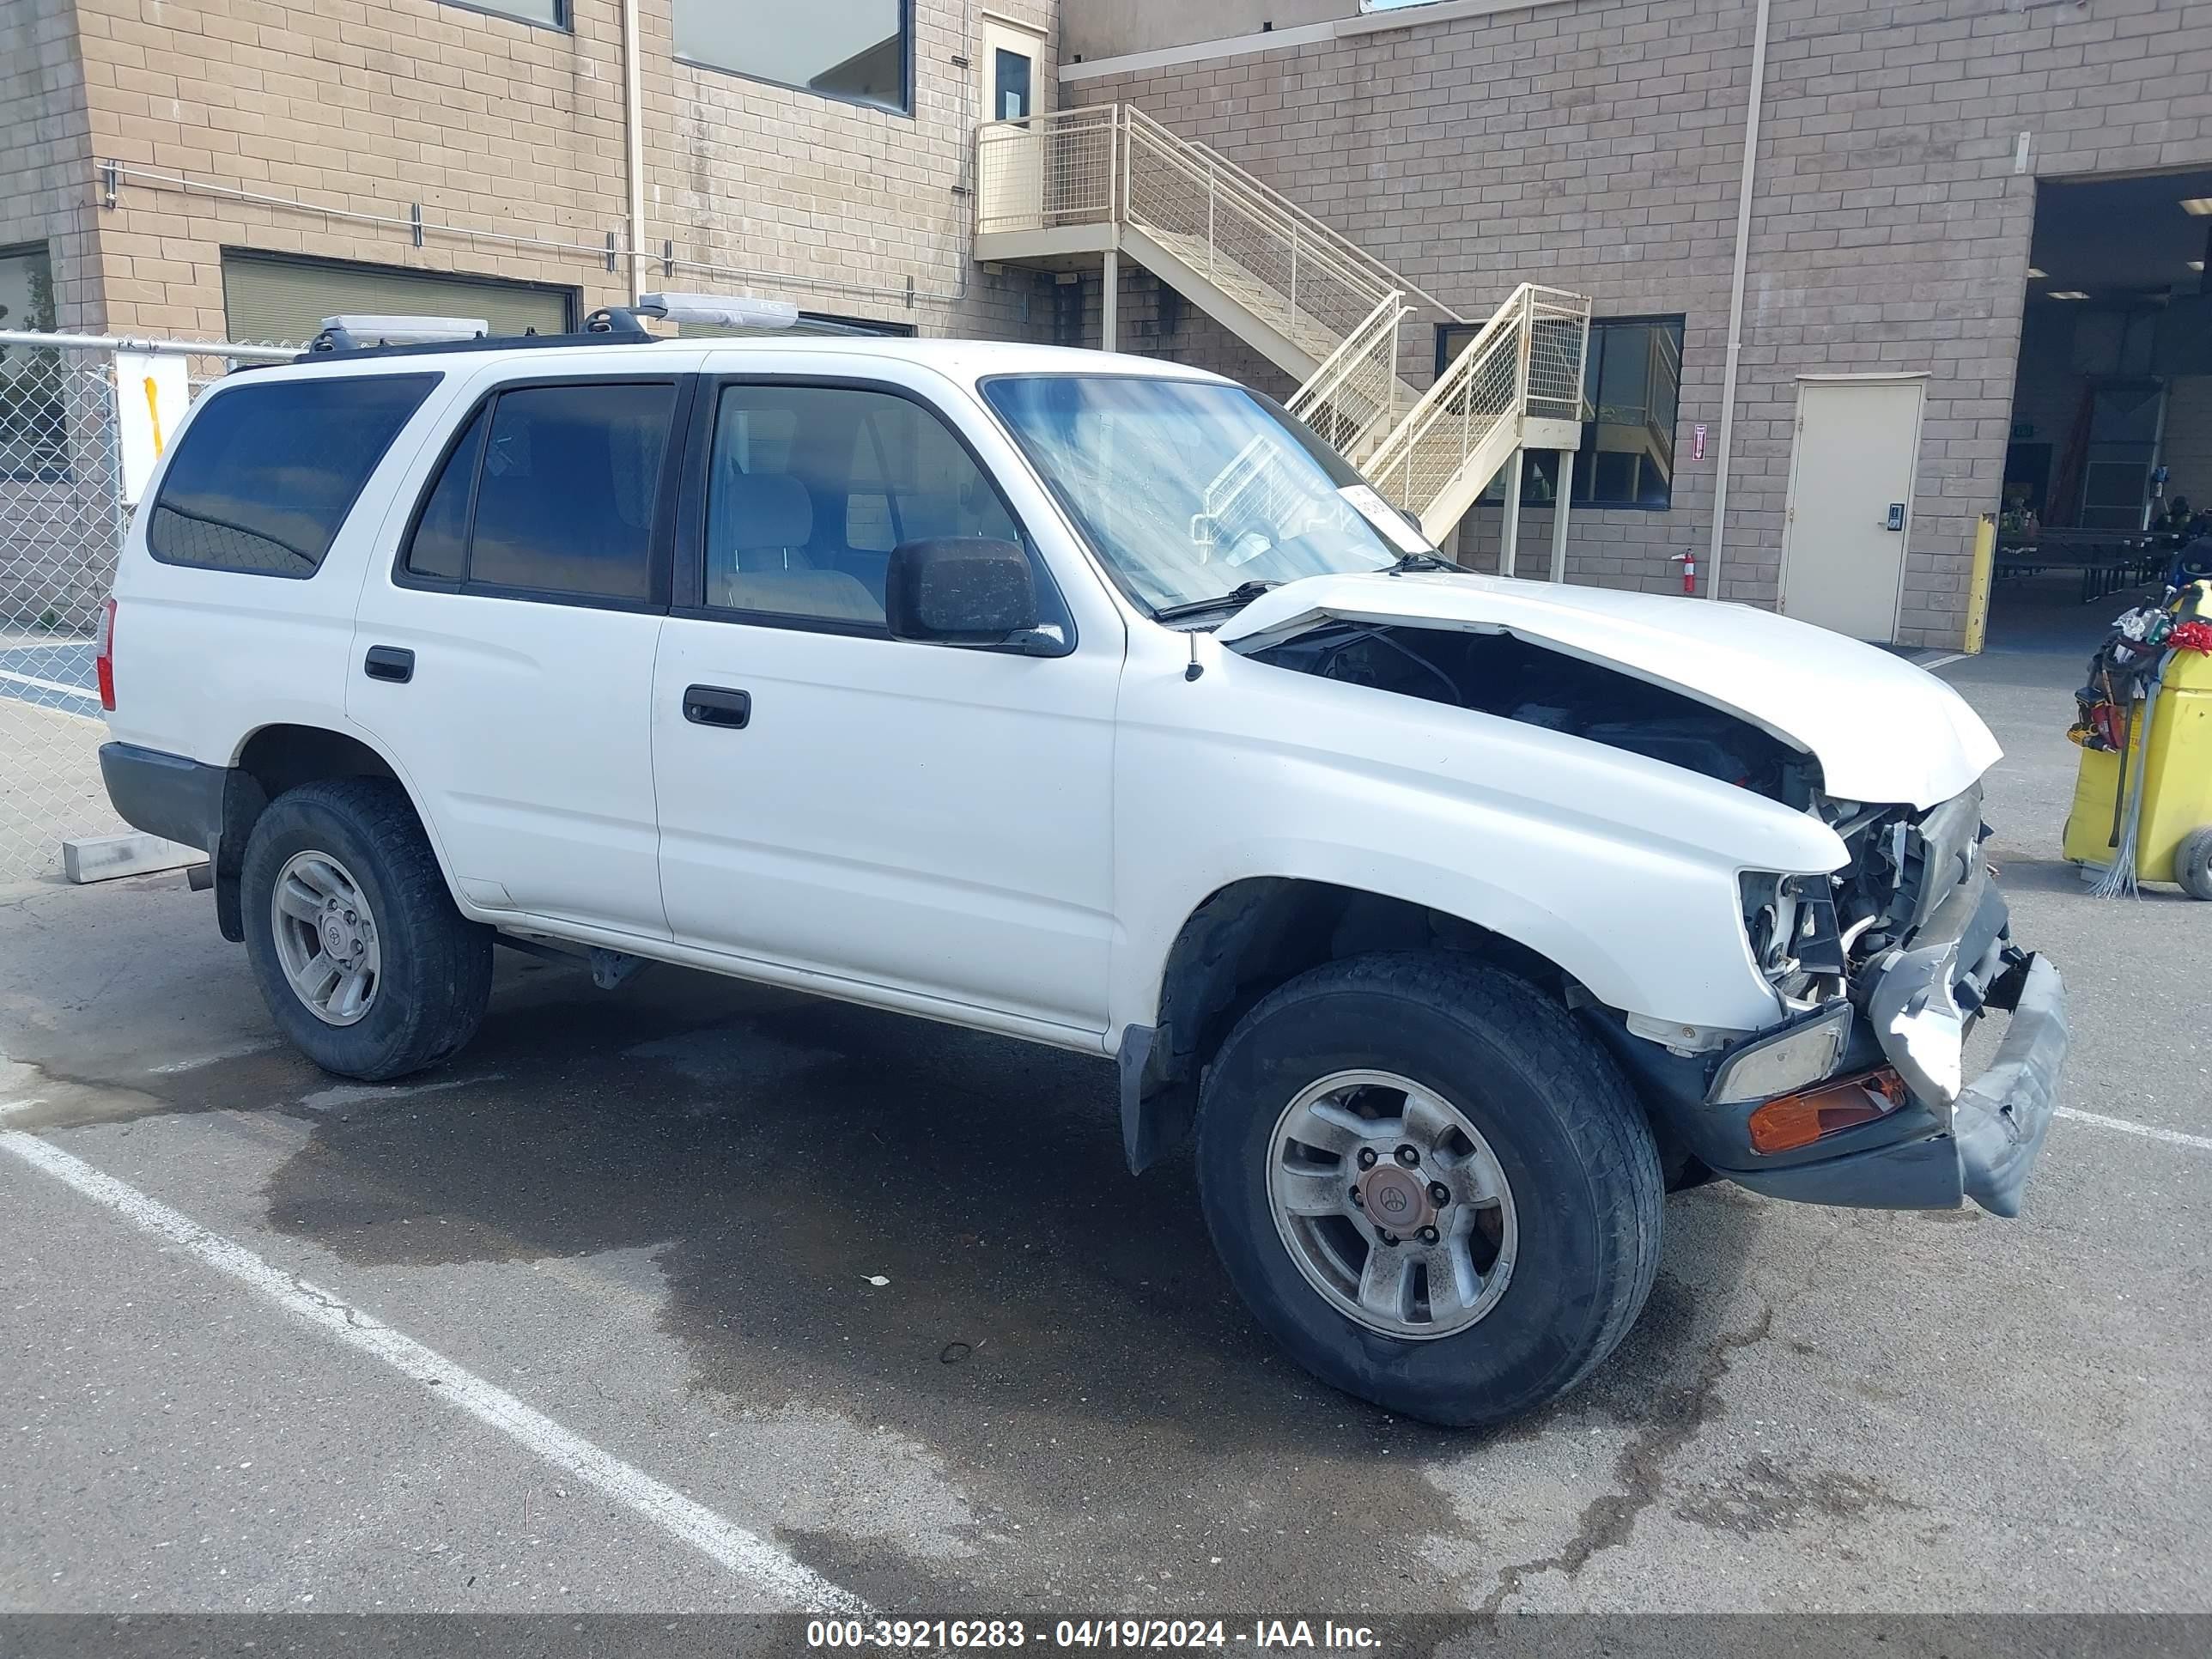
[241,777,493,1080]
[1195,951,1662,1429]
[2176,825,2212,902]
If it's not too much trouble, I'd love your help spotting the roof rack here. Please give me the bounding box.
[289,291,823,366]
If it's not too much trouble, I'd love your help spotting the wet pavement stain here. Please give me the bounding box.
[15,951,1771,1617]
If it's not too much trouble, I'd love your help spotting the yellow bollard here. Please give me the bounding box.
[1961,512,1996,656]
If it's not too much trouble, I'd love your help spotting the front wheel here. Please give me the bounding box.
[1195,952,1662,1429]
[241,778,493,1080]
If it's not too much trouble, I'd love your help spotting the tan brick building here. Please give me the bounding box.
[5,0,2210,647]
[2,0,1054,343]
[1060,0,2212,646]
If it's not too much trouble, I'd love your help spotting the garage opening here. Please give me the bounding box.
[1992,168,2212,648]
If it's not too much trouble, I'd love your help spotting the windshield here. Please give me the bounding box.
[981,374,1428,615]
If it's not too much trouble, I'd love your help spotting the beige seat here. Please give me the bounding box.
[708,470,883,623]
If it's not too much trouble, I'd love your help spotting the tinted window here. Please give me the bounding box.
[704,384,1022,628]
[149,375,436,576]
[465,382,674,601]
[675,0,908,113]
[404,405,486,582]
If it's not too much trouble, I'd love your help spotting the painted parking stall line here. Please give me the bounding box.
[2057,1105,2212,1154]
[0,1127,869,1615]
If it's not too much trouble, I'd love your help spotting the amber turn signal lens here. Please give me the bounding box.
[1747,1068,1908,1154]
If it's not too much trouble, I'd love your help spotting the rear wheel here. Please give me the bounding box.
[1195,951,1662,1428]
[241,778,492,1079]
[2176,825,2212,901]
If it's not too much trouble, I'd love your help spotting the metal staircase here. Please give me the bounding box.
[975,103,1592,554]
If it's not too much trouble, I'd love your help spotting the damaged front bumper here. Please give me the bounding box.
[1723,863,2069,1217]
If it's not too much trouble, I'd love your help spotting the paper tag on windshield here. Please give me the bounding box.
[1338,484,1431,555]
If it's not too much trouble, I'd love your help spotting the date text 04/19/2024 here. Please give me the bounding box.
[805,1618,1381,1650]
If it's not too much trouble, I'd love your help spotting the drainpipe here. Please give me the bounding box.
[1703,0,1773,603]
[621,0,647,306]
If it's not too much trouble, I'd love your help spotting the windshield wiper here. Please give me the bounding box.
[1152,580,1279,623]
[1388,550,1462,574]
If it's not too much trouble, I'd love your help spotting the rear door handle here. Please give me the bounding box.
[683,684,751,728]
[364,646,414,684]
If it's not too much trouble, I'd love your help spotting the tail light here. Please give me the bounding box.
[95,598,117,711]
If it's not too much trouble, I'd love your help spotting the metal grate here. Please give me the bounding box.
[0,331,293,878]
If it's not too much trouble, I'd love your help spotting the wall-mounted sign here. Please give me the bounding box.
[115,350,191,505]
[1692,422,1708,461]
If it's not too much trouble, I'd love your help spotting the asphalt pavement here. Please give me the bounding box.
[2,580,2206,1639]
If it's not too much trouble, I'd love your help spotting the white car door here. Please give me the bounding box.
[651,371,1122,1038]
[349,365,691,939]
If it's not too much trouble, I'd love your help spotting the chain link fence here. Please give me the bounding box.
[0,331,294,880]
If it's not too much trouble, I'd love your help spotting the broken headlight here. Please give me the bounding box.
[1707,999,1855,1106]
[1740,871,1848,997]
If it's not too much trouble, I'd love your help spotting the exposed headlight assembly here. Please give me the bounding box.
[1706,1000,1854,1106]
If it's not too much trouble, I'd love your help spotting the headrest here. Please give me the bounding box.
[721,469,812,548]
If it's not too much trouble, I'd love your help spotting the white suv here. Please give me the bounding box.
[97,321,2066,1427]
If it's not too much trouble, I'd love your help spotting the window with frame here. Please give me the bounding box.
[702,383,1027,629]
[0,241,64,481]
[149,375,438,577]
[404,381,677,602]
[674,0,909,114]
[1437,315,1685,510]
[439,0,562,27]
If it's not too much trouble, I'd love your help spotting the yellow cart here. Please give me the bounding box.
[2063,623,2212,898]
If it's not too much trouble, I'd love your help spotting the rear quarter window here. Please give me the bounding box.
[147,374,437,577]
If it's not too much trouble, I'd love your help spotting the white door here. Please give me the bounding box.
[975,15,1049,231]
[651,377,1120,1035]
[349,374,684,939]
[1778,377,1927,642]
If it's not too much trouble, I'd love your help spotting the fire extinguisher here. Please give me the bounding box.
[1672,552,1697,596]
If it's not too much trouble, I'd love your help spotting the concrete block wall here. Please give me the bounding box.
[41,0,1053,343]
[1069,0,2212,647]
[1,0,100,331]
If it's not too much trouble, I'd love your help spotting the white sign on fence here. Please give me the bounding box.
[114,349,191,504]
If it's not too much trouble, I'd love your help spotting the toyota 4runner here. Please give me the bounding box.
[96,317,2067,1428]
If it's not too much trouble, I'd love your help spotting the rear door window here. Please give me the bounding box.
[401,380,678,605]
[148,374,437,577]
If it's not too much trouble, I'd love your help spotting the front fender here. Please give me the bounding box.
[1109,646,1845,1036]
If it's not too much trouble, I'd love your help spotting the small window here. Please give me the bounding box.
[404,406,487,582]
[149,375,437,577]
[1437,315,1685,510]
[440,0,562,27]
[459,382,675,601]
[703,384,1024,629]
[0,241,64,481]
[675,0,909,114]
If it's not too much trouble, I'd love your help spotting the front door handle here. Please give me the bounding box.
[364,646,414,683]
[682,684,751,728]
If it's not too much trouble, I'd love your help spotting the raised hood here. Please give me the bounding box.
[1218,571,2000,810]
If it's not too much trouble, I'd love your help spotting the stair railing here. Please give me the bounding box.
[1285,290,1411,462]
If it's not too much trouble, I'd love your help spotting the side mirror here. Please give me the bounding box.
[885,537,1039,645]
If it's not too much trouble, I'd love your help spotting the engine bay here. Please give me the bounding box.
[1250,622,1822,807]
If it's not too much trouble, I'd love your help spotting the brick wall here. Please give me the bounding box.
[52,0,1053,343]
[1072,0,2212,647]
[1,0,100,331]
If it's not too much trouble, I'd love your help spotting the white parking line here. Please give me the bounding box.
[1917,651,1968,672]
[0,1128,868,1614]
[2057,1105,2212,1153]
[0,666,97,699]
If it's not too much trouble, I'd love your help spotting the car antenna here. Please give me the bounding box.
[1184,631,1204,682]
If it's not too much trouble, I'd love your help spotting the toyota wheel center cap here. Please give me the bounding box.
[1357,1164,1435,1235]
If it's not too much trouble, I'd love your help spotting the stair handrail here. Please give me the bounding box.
[1286,290,1411,459]
[974,106,1123,236]
[1116,115,1402,326]
[1365,283,1530,485]
[1120,106,1466,325]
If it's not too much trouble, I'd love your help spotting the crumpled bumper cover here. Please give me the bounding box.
[1727,948,2068,1218]
[1950,953,2067,1218]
